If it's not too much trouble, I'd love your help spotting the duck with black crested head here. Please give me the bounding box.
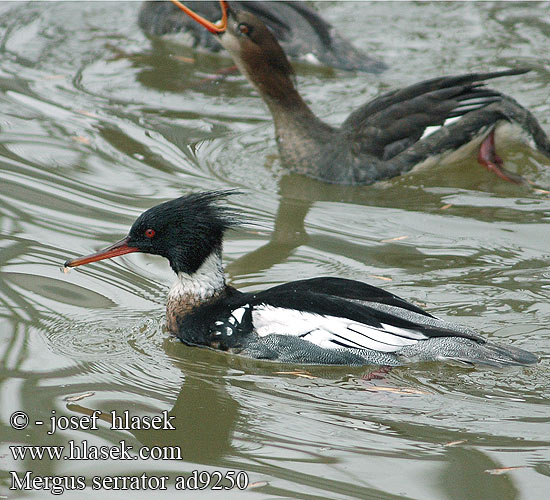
[64,191,539,367]
[171,0,550,186]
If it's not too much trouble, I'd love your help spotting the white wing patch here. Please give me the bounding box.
[251,305,427,353]
[421,116,461,140]
[231,306,248,323]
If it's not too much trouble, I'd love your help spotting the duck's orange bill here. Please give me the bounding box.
[169,0,228,34]
[64,237,139,268]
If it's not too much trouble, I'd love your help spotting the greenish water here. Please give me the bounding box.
[1,2,549,499]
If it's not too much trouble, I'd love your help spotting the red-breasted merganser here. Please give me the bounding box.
[138,1,386,73]
[172,0,550,185]
[64,191,538,367]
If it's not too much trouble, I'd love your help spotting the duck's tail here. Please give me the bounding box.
[400,337,539,367]
[472,339,540,367]
[494,94,550,157]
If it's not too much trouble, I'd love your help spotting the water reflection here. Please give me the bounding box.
[438,447,518,500]
[52,346,539,499]
[226,164,550,280]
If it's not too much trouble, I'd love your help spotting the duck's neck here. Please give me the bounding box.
[241,66,336,163]
[166,249,226,332]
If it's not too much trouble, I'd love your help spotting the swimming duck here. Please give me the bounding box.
[172,0,550,185]
[138,1,386,73]
[64,191,538,367]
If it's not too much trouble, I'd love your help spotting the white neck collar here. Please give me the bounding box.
[168,249,225,303]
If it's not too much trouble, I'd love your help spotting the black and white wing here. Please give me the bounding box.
[250,304,428,353]
[224,277,483,353]
[342,69,529,160]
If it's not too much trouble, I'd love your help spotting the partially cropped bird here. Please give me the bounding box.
[64,191,538,367]
[138,1,386,73]
[171,0,550,185]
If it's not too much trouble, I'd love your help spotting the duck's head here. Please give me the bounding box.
[170,0,296,98]
[64,191,240,276]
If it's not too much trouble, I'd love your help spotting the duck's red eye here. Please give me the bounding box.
[238,23,250,35]
[145,228,155,238]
